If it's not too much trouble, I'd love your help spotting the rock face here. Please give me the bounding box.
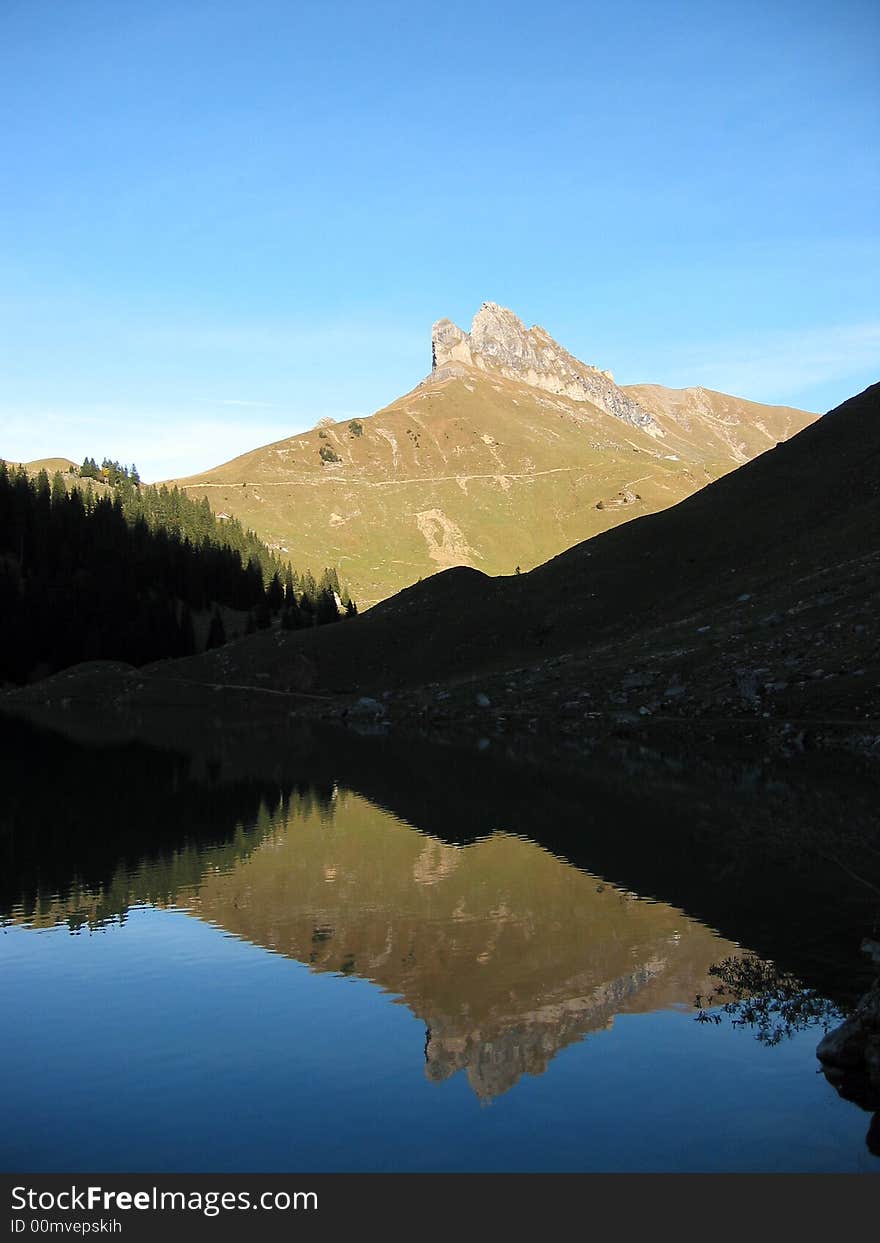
[431,301,659,433]
[817,939,880,1152]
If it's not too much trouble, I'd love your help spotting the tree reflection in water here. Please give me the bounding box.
[694,954,845,1046]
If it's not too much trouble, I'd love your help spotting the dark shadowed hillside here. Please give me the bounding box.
[5,384,878,743]
[138,381,877,722]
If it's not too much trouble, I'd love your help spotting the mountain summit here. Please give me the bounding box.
[432,302,659,432]
[171,304,815,604]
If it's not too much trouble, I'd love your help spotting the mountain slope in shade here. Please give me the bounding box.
[171,303,815,605]
[139,381,878,735]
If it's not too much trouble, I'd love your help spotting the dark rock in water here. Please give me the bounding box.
[817,939,880,1151]
[868,1113,880,1158]
[817,964,880,1075]
[817,1014,874,1070]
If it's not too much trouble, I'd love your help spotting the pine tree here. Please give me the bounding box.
[267,571,284,613]
[316,588,340,625]
[281,592,302,630]
[301,570,318,602]
[0,457,346,683]
[50,472,67,506]
[298,591,316,627]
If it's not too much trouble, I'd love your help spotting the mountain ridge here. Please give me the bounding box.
[170,303,815,605]
[117,380,877,739]
[431,301,660,432]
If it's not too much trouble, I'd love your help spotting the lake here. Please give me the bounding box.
[1,712,877,1172]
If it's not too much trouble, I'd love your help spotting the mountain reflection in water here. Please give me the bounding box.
[2,712,878,1170]
[7,786,737,1101]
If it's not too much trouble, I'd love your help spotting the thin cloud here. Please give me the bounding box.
[662,322,880,403]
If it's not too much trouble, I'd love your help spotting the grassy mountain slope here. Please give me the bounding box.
[151,381,877,732]
[173,361,814,607]
[622,384,812,463]
[1,456,79,474]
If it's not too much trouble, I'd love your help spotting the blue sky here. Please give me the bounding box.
[1,0,878,479]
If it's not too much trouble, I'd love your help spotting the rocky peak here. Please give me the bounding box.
[431,318,469,371]
[469,301,532,363]
[431,302,659,434]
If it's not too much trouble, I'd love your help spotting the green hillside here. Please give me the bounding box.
[171,305,814,606]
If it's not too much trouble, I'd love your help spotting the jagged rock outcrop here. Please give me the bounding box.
[431,301,660,433]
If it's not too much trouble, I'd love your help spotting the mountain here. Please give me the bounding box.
[171,303,814,605]
[8,382,874,742]
[1,456,79,475]
[137,381,877,739]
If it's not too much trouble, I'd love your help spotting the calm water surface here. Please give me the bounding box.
[0,717,876,1172]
